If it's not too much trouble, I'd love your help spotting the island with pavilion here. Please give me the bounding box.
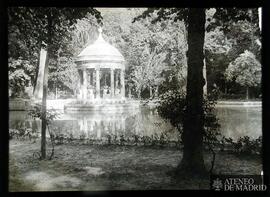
[64,28,139,111]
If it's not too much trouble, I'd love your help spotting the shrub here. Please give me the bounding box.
[156,88,221,144]
[156,88,221,173]
[232,136,262,155]
[28,104,61,160]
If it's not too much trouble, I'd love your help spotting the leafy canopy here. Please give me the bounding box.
[225,50,261,87]
[8,7,102,97]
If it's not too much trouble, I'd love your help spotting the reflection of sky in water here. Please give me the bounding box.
[9,106,262,142]
[215,106,262,140]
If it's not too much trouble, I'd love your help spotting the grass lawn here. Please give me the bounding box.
[9,139,262,191]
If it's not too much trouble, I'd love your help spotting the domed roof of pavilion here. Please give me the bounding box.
[76,28,125,63]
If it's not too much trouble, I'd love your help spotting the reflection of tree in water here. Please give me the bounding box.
[9,106,261,144]
[11,119,34,131]
[126,107,178,141]
[216,107,262,140]
[9,108,179,143]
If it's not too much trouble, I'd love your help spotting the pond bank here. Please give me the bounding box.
[216,101,262,107]
[9,98,141,111]
[9,98,262,111]
[9,139,262,191]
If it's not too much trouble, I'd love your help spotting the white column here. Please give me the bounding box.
[96,68,100,99]
[82,69,88,100]
[120,69,125,98]
[110,68,115,98]
[89,70,92,87]
[78,70,83,99]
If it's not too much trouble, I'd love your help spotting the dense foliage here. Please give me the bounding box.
[225,50,261,99]
[156,89,221,144]
[8,8,261,100]
[206,9,261,98]
[99,8,187,98]
[8,7,102,98]
[8,58,35,97]
[28,104,61,159]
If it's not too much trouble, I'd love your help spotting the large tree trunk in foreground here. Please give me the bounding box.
[178,8,207,176]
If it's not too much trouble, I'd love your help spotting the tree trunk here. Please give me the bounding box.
[137,89,141,99]
[55,85,58,99]
[178,8,207,176]
[128,87,131,98]
[203,58,207,97]
[246,86,249,100]
[41,47,49,159]
[155,86,159,98]
[149,86,153,98]
[33,42,42,94]
[258,8,262,31]
[41,11,52,159]
[34,48,47,99]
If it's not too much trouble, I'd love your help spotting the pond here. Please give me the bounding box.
[9,105,262,144]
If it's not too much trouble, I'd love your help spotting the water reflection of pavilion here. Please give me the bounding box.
[9,106,262,142]
[77,114,127,139]
[61,111,138,139]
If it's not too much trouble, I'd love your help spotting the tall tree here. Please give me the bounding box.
[135,7,259,176]
[225,50,261,100]
[135,8,207,176]
[180,8,206,175]
[8,7,102,159]
[41,8,101,159]
[130,66,147,99]
[206,8,261,97]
